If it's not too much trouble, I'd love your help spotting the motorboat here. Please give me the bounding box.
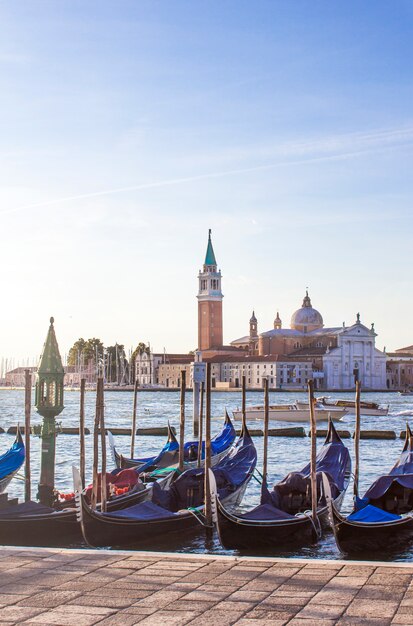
[232,402,346,423]
[296,397,389,416]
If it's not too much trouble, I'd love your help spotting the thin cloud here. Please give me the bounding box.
[2,124,413,217]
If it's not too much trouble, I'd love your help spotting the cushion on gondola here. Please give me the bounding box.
[84,469,142,503]
[0,500,55,517]
[105,500,178,521]
[347,504,402,523]
[240,503,295,521]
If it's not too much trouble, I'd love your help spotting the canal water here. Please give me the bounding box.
[1,389,412,561]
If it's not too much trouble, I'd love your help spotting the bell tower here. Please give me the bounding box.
[197,230,223,351]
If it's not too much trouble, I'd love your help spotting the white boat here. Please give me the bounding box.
[232,402,346,423]
[296,397,388,416]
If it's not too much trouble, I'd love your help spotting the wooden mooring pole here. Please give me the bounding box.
[79,378,86,489]
[91,381,100,510]
[241,374,247,435]
[263,377,269,486]
[130,377,138,459]
[308,379,318,536]
[204,362,212,537]
[354,380,361,498]
[99,378,107,512]
[178,370,186,473]
[197,381,204,468]
[24,369,31,502]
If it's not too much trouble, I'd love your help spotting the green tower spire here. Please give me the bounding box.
[35,317,65,506]
[204,229,217,266]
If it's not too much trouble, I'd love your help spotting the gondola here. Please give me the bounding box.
[0,428,25,494]
[0,462,174,547]
[327,424,413,554]
[212,419,351,550]
[75,425,257,549]
[109,410,236,471]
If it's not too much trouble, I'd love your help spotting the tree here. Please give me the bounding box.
[106,344,129,384]
[67,338,86,367]
[67,337,104,370]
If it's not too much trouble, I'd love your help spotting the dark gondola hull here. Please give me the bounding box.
[0,510,81,547]
[214,419,351,551]
[0,472,173,547]
[330,502,413,554]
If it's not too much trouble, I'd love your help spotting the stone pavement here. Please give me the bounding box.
[0,547,412,626]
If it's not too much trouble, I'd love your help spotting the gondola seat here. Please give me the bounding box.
[240,503,295,521]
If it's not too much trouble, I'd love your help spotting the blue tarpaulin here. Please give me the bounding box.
[0,433,25,481]
[348,504,402,523]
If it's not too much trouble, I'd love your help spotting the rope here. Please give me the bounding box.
[186,507,214,528]
[303,509,322,539]
[251,471,262,485]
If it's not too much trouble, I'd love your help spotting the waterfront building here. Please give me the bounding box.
[231,292,386,390]
[386,345,413,390]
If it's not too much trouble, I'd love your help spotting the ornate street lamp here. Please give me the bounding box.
[34,317,64,506]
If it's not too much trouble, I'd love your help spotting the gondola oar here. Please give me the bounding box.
[308,379,320,538]
[197,382,204,469]
[354,380,361,498]
[24,369,31,502]
[178,370,186,473]
[79,378,86,489]
[130,378,138,459]
[204,362,212,537]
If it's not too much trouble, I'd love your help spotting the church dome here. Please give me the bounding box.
[290,291,323,332]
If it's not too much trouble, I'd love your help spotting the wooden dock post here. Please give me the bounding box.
[24,369,31,502]
[130,378,138,459]
[178,370,186,473]
[354,380,361,497]
[241,374,247,435]
[308,380,319,537]
[204,363,212,537]
[99,378,107,513]
[197,382,204,468]
[262,377,269,486]
[91,381,100,510]
[79,378,86,489]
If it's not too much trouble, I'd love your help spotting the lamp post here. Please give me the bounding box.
[34,317,64,506]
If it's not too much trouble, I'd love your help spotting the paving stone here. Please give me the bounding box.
[213,600,258,612]
[66,594,134,609]
[367,573,412,586]
[27,609,111,625]
[391,616,413,625]
[357,584,406,601]
[244,608,300,620]
[137,610,200,625]
[295,603,347,619]
[186,609,245,626]
[344,599,399,618]
[0,606,46,622]
[17,590,82,608]
[288,617,338,626]
[0,593,32,607]
[227,590,270,602]
[336,618,392,625]
[235,617,287,626]
[133,589,186,608]
[180,589,232,602]
[261,595,308,607]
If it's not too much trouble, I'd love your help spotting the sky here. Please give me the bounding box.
[1,0,413,362]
